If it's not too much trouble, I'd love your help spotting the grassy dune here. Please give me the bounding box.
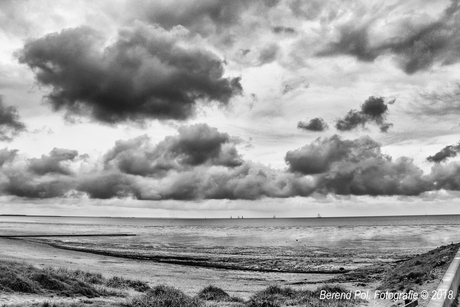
[0,259,362,307]
[0,260,149,297]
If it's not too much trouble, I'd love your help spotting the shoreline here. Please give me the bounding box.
[37,240,351,274]
[0,237,340,298]
[2,213,460,219]
[1,237,456,307]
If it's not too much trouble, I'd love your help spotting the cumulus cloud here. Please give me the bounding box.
[286,135,432,196]
[297,118,328,132]
[5,128,460,200]
[130,162,315,200]
[104,123,243,176]
[427,143,460,163]
[28,148,80,176]
[285,135,382,175]
[77,172,134,199]
[0,148,18,167]
[335,96,393,132]
[0,96,26,141]
[0,124,315,200]
[17,24,242,124]
[317,0,460,74]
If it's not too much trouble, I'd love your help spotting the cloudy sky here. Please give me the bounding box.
[1,0,460,217]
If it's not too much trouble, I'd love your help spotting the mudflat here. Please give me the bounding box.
[0,237,336,299]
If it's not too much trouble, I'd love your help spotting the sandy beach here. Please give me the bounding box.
[0,237,339,300]
[2,216,457,306]
[1,236,456,307]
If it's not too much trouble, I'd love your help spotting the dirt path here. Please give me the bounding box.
[0,238,336,299]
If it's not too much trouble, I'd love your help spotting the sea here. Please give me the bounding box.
[1,214,459,272]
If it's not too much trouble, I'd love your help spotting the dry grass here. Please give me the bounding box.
[379,243,460,292]
[246,285,362,307]
[0,259,149,299]
[128,284,204,307]
[1,260,366,307]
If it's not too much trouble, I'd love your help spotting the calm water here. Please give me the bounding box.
[0,214,459,249]
[2,214,459,271]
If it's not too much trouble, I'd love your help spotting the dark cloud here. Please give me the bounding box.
[336,110,366,131]
[317,25,378,62]
[317,0,460,74]
[379,123,393,133]
[286,135,432,196]
[8,129,460,200]
[0,96,26,141]
[258,43,279,65]
[427,143,460,163]
[1,171,74,199]
[28,148,80,176]
[151,162,314,200]
[335,96,392,132]
[77,172,135,199]
[430,162,460,191]
[0,148,18,167]
[285,135,381,175]
[297,118,328,132]
[273,26,296,34]
[18,24,242,124]
[0,125,314,201]
[104,124,243,176]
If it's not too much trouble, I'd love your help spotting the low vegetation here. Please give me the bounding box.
[379,242,460,292]
[124,284,362,307]
[197,285,243,303]
[1,260,362,307]
[128,285,204,307]
[245,285,362,307]
[0,259,149,299]
[4,241,458,307]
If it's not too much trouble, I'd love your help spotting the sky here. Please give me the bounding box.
[1,0,460,217]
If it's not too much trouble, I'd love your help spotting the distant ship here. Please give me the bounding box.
[317,214,322,218]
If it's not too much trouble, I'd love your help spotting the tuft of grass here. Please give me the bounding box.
[197,285,231,301]
[128,284,204,307]
[106,276,150,292]
[247,284,363,307]
[247,286,296,307]
[255,285,296,298]
[51,268,105,285]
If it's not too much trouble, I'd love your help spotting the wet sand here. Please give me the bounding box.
[0,237,338,299]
